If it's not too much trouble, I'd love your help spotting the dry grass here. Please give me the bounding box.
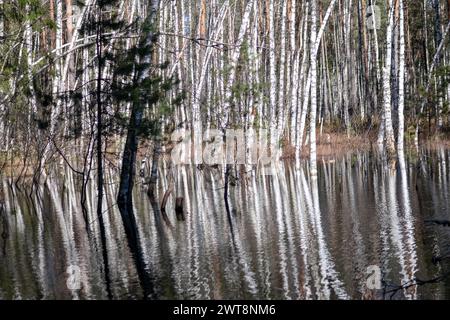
[282,124,450,161]
[420,135,450,150]
[281,131,372,160]
[2,127,450,177]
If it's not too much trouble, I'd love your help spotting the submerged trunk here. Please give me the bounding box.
[95,3,112,300]
[117,0,160,299]
[118,105,156,298]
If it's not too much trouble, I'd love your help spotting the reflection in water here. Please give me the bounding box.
[1,150,450,299]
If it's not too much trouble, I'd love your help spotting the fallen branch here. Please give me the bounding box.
[384,270,450,299]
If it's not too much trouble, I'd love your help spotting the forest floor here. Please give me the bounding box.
[294,132,372,160]
[283,126,450,160]
[1,126,450,176]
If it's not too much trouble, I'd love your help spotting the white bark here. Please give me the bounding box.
[381,0,396,158]
[290,49,300,144]
[342,0,352,134]
[296,0,337,162]
[397,0,406,154]
[62,0,94,85]
[0,0,3,41]
[294,3,309,163]
[51,0,63,134]
[287,0,296,139]
[268,0,278,152]
[190,2,229,164]
[221,0,254,129]
[310,0,318,176]
[25,5,37,115]
[277,0,288,136]
[191,2,229,125]
[246,1,260,168]
[371,2,381,82]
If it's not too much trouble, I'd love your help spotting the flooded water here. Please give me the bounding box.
[1,149,450,300]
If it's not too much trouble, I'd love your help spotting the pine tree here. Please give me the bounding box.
[112,0,183,299]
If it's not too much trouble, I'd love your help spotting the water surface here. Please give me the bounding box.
[1,149,450,299]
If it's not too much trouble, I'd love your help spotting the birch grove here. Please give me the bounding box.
[0,0,449,168]
[0,0,449,301]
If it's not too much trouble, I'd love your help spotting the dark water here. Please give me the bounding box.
[1,149,450,300]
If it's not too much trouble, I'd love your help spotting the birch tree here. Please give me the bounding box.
[309,0,318,176]
[380,0,397,159]
[221,0,254,130]
[0,0,4,41]
[269,0,278,152]
[398,0,406,154]
[0,1,449,229]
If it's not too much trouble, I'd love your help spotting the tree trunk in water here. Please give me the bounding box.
[95,4,112,300]
[117,0,160,300]
[118,107,155,298]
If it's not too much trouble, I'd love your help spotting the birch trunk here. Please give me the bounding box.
[287,0,296,139]
[310,0,318,176]
[381,0,397,159]
[25,5,37,115]
[288,0,297,142]
[296,0,337,163]
[63,0,94,86]
[277,0,288,137]
[268,0,278,153]
[221,0,254,129]
[0,0,3,41]
[294,2,309,164]
[51,0,63,134]
[397,0,406,154]
[190,2,229,163]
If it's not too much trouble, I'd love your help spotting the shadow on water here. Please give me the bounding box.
[1,149,450,299]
